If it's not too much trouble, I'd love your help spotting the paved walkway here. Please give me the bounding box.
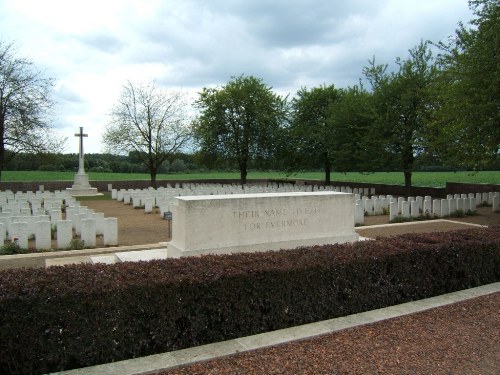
[55,282,500,375]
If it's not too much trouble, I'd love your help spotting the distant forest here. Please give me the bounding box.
[3,152,198,174]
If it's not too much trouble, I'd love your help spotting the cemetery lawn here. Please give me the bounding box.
[1,170,499,187]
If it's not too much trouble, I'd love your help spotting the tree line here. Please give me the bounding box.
[1,0,498,190]
[3,151,198,174]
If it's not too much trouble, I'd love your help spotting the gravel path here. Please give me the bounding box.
[161,293,500,375]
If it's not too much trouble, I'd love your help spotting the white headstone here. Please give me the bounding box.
[493,196,500,212]
[35,220,52,250]
[123,193,131,205]
[410,200,419,218]
[448,198,456,215]
[389,201,399,221]
[397,197,405,212]
[354,203,364,225]
[401,201,410,219]
[93,212,105,236]
[0,223,4,247]
[144,198,154,213]
[57,220,73,249]
[364,199,374,216]
[81,218,96,247]
[441,199,449,217]
[432,199,441,217]
[469,197,477,212]
[423,199,432,215]
[481,193,488,205]
[103,217,118,246]
[10,221,29,249]
[117,190,124,201]
[488,192,494,205]
[132,195,141,208]
[50,209,62,224]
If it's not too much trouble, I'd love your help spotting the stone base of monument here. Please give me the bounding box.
[66,172,100,196]
[91,249,168,264]
[167,192,359,258]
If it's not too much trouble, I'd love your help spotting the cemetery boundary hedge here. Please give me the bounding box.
[0,226,499,374]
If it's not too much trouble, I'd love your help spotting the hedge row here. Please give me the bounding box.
[1,226,499,374]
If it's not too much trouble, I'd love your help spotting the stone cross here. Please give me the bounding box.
[75,127,88,174]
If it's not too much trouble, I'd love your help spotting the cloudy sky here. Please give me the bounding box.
[0,0,473,154]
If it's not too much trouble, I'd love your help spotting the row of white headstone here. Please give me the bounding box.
[110,185,499,227]
[354,192,500,225]
[110,184,378,219]
[0,190,118,250]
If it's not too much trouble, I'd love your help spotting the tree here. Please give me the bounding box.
[327,85,376,172]
[431,0,499,169]
[0,40,63,180]
[287,85,340,183]
[363,41,439,193]
[194,75,287,184]
[103,81,192,187]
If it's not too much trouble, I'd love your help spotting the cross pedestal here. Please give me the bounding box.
[66,127,99,196]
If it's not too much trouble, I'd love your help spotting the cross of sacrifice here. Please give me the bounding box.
[75,127,88,174]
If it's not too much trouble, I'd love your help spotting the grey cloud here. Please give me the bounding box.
[78,33,125,54]
[54,84,85,104]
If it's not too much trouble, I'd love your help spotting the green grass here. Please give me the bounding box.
[1,170,499,187]
[74,192,111,201]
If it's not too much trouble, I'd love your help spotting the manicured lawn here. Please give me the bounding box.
[1,170,498,187]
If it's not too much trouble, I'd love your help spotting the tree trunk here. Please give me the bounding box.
[239,160,247,185]
[0,125,4,182]
[150,170,157,189]
[240,168,247,185]
[403,147,414,196]
[324,159,331,185]
[404,170,412,196]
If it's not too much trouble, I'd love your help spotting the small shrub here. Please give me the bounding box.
[450,209,465,218]
[0,242,28,255]
[68,239,85,250]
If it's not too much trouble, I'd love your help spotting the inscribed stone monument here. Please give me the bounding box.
[167,192,359,257]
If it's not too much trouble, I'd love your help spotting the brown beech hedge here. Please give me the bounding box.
[1,226,499,374]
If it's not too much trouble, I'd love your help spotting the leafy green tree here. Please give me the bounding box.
[103,81,192,187]
[363,41,439,192]
[328,85,376,172]
[287,85,340,183]
[0,40,64,180]
[431,0,499,169]
[194,75,287,184]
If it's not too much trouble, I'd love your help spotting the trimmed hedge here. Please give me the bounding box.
[0,226,499,374]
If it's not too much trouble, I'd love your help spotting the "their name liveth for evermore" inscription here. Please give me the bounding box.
[233,207,320,231]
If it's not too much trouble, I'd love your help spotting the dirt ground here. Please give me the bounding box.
[80,200,500,247]
[82,200,172,246]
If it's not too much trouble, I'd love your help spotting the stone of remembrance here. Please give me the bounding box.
[167,192,359,257]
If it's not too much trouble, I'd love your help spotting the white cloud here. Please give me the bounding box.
[0,0,473,153]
